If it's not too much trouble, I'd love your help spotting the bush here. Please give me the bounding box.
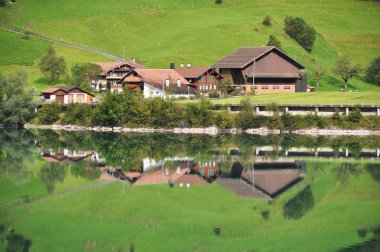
[216,107,235,129]
[347,106,362,123]
[37,103,61,124]
[284,17,316,52]
[62,103,92,125]
[214,0,222,4]
[261,210,270,220]
[367,56,380,85]
[185,97,215,127]
[213,227,221,236]
[267,35,282,50]
[262,16,272,26]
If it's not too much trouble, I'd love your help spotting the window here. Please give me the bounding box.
[262,86,269,90]
[200,76,205,82]
[284,86,291,90]
[209,76,215,82]
[273,86,280,90]
[208,170,214,176]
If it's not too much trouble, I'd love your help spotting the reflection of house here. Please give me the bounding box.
[191,161,219,182]
[92,60,145,92]
[40,86,94,104]
[216,161,304,199]
[133,168,206,186]
[41,149,94,163]
[175,65,222,94]
[120,69,196,98]
[212,46,306,94]
[241,169,303,199]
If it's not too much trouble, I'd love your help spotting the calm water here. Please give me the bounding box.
[0,129,379,251]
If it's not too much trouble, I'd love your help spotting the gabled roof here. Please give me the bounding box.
[122,69,196,93]
[92,60,146,74]
[41,86,94,97]
[175,67,215,79]
[212,46,304,69]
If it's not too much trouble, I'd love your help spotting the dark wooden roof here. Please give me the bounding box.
[212,46,304,69]
[175,67,221,79]
[41,86,94,97]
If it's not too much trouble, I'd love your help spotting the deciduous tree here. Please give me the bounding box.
[39,47,67,83]
[332,56,362,89]
[311,66,326,88]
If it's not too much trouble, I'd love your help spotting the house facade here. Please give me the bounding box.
[174,65,222,94]
[92,59,145,92]
[212,46,307,94]
[40,86,94,104]
[120,69,196,98]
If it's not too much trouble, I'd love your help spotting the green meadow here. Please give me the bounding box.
[0,0,380,96]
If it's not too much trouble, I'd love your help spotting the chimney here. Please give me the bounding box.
[180,63,184,68]
[130,58,136,63]
[176,79,181,87]
[170,62,175,69]
[187,63,191,68]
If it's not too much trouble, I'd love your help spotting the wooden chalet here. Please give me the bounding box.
[212,46,307,94]
[40,86,94,104]
[120,69,196,98]
[174,64,222,94]
[92,59,145,92]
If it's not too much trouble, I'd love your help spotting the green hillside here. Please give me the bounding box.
[1,0,380,92]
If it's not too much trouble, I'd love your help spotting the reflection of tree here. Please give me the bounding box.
[0,129,35,184]
[334,163,361,184]
[338,227,380,252]
[346,142,362,159]
[366,164,380,182]
[39,163,65,193]
[71,161,101,180]
[0,225,32,252]
[283,185,315,219]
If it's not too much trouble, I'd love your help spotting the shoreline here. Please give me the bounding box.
[23,124,380,136]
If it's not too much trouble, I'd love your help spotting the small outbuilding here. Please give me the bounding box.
[40,86,94,104]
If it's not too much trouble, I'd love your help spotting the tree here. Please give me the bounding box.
[84,63,102,86]
[311,66,326,88]
[0,0,6,7]
[39,47,67,83]
[37,103,61,124]
[284,17,316,52]
[262,16,272,26]
[367,56,380,85]
[215,0,222,4]
[332,56,362,89]
[266,35,282,50]
[0,70,35,127]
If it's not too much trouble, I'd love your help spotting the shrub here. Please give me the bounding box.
[216,107,235,129]
[213,227,221,236]
[185,97,215,127]
[347,106,362,123]
[261,210,270,220]
[366,56,380,85]
[281,113,297,130]
[284,17,316,52]
[262,16,272,26]
[215,0,222,4]
[37,103,61,124]
[266,35,282,50]
[62,103,92,125]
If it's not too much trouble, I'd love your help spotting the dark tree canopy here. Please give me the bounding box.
[283,185,315,219]
[39,46,67,83]
[284,17,316,52]
[366,56,380,85]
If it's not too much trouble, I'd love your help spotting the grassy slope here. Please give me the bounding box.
[1,0,380,92]
[0,30,110,92]
[1,161,379,251]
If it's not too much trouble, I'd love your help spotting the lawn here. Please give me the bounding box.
[1,0,379,92]
[178,91,380,106]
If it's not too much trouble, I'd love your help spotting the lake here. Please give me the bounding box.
[0,129,379,251]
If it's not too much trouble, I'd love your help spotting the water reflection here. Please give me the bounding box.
[1,129,379,199]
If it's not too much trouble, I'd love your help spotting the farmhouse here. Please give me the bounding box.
[92,59,145,92]
[212,46,307,94]
[40,86,94,104]
[120,69,196,98]
[174,64,222,94]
